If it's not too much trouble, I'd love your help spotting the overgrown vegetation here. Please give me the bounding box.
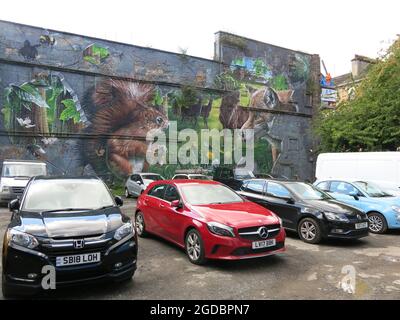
[315,39,400,152]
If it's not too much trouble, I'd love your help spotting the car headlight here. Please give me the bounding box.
[114,222,134,240]
[8,229,39,249]
[207,222,235,237]
[271,213,282,226]
[301,207,316,214]
[1,186,10,192]
[391,206,400,214]
[324,212,349,222]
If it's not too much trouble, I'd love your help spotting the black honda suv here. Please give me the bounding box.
[238,179,369,244]
[2,176,137,298]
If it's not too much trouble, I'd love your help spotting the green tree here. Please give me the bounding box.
[315,39,400,152]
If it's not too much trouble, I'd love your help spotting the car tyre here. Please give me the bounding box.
[367,212,388,234]
[125,188,130,199]
[135,211,148,237]
[298,218,322,244]
[185,229,206,265]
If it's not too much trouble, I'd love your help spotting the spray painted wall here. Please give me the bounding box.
[0,20,320,182]
[215,32,321,179]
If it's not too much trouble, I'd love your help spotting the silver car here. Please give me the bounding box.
[171,174,210,180]
[125,173,164,198]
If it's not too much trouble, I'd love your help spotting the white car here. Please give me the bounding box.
[0,160,47,205]
[125,173,164,198]
[172,174,210,180]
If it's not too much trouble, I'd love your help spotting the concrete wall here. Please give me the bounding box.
[0,20,320,182]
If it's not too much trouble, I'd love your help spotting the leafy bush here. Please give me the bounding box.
[315,39,400,152]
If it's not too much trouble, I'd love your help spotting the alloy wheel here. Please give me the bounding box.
[300,221,316,241]
[186,233,201,261]
[136,213,144,235]
[369,215,383,233]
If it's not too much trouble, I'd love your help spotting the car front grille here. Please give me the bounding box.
[231,241,285,256]
[10,186,24,194]
[238,224,281,241]
[40,236,114,266]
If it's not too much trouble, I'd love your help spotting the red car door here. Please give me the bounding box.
[143,184,167,236]
[158,184,187,244]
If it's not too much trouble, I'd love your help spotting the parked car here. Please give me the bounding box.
[125,173,164,198]
[2,176,137,298]
[316,152,400,196]
[254,173,289,180]
[238,179,369,244]
[0,160,47,206]
[135,180,285,264]
[314,179,400,234]
[213,167,255,190]
[172,174,210,180]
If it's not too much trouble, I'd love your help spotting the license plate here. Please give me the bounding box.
[56,252,101,267]
[355,222,368,230]
[252,239,276,249]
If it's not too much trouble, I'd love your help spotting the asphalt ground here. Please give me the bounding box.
[1,198,400,299]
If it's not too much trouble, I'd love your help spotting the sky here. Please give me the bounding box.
[0,0,398,76]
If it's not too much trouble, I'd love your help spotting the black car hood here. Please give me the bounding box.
[13,207,125,238]
[300,199,361,215]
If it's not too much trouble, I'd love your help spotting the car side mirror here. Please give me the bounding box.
[9,199,20,212]
[115,196,124,207]
[348,191,359,200]
[171,200,182,209]
[286,197,295,204]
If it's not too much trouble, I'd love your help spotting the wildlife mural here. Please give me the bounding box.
[0,21,319,185]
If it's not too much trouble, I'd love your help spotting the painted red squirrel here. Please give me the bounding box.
[82,79,169,177]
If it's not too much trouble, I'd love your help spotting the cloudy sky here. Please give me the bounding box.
[1,0,398,76]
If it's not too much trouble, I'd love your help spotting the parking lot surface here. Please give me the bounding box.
[1,199,400,300]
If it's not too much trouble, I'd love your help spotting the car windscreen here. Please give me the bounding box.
[2,163,46,178]
[22,179,114,212]
[142,175,163,181]
[286,183,332,200]
[354,181,392,197]
[180,184,244,205]
[234,170,255,179]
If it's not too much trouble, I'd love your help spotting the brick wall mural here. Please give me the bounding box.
[0,21,320,183]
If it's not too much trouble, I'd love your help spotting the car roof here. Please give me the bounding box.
[243,178,300,184]
[32,175,101,181]
[138,173,162,176]
[157,179,220,186]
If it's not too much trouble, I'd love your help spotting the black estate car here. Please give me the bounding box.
[238,179,369,244]
[2,176,137,298]
[213,167,255,190]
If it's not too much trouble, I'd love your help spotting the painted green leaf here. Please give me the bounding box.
[271,75,289,91]
[153,89,163,106]
[60,99,81,124]
[7,83,50,110]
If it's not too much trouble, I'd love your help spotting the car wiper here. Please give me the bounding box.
[41,208,92,213]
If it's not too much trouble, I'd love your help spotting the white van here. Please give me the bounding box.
[0,160,47,205]
[315,152,400,196]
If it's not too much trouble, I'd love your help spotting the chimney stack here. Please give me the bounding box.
[351,55,375,78]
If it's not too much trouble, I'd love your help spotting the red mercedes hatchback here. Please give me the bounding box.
[135,180,286,264]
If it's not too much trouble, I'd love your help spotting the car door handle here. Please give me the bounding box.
[159,204,165,208]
